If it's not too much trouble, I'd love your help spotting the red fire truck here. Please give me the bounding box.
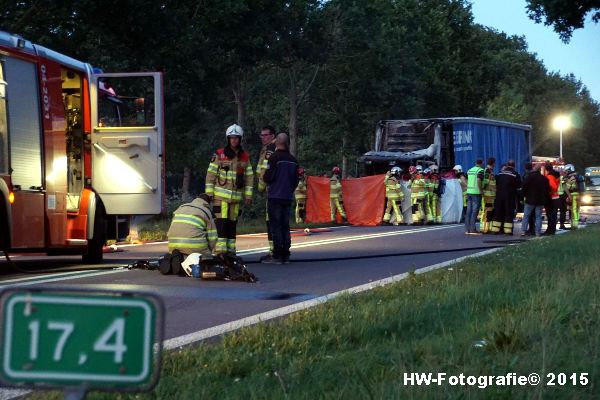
[0,31,165,263]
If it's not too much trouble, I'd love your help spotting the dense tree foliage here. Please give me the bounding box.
[526,0,600,41]
[2,0,599,197]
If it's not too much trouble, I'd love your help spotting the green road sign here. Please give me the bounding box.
[0,288,163,390]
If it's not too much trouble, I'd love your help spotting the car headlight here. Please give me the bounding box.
[581,194,592,204]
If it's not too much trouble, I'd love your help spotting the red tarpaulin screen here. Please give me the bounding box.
[305,176,331,223]
[305,174,386,226]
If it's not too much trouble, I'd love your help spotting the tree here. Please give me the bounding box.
[526,0,600,41]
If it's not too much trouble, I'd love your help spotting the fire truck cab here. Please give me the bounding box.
[0,31,165,263]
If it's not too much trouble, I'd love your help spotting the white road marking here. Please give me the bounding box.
[0,225,459,285]
[163,247,501,350]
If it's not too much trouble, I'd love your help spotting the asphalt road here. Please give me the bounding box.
[1,223,531,341]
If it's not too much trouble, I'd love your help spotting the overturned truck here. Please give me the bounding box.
[359,117,532,174]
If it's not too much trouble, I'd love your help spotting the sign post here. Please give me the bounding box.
[0,287,163,397]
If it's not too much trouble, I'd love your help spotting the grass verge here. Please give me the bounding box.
[33,226,600,399]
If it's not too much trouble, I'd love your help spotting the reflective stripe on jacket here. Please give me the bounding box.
[295,178,307,200]
[167,198,217,254]
[206,147,254,203]
[467,166,484,194]
[385,175,403,200]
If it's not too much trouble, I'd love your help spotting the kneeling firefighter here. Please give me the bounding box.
[167,193,217,257]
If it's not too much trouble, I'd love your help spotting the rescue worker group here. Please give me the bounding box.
[165,124,584,274]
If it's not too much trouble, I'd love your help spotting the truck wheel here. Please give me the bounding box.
[82,204,107,264]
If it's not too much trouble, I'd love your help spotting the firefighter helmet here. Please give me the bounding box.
[416,165,423,172]
[298,167,306,176]
[564,164,575,172]
[409,166,417,175]
[226,124,243,138]
[453,165,463,173]
[332,166,341,175]
[390,166,402,176]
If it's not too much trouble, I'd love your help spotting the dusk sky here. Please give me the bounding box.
[470,0,600,103]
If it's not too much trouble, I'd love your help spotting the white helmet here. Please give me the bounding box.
[564,164,575,172]
[416,165,423,172]
[423,168,431,174]
[453,165,463,173]
[430,165,439,173]
[226,124,243,138]
[391,166,402,175]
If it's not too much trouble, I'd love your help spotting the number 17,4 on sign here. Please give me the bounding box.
[0,289,163,390]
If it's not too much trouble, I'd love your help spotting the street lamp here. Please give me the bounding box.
[552,115,570,160]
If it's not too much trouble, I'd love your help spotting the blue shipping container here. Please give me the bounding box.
[452,121,530,174]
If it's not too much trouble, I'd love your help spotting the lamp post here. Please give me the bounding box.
[552,115,570,160]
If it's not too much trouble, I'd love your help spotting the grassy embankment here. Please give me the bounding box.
[35,225,599,399]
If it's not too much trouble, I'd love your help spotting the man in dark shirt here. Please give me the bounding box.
[261,133,300,264]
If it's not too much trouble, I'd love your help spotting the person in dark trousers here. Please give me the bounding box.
[521,164,550,236]
[542,162,561,235]
[520,162,535,235]
[490,160,521,234]
[261,133,300,264]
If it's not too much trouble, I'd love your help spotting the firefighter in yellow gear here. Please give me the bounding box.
[256,126,276,254]
[330,166,347,222]
[205,124,254,254]
[382,166,404,225]
[430,165,442,223]
[564,164,580,228]
[295,167,307,223]
[423,167,434,224]
[410,165,426,225]
[167,194,217,256]
[480,158,496,233]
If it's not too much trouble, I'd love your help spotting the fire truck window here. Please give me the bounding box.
[97,76,155,128]
[0,62,7,175]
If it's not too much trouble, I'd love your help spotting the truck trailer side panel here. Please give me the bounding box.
[451,122,530,173]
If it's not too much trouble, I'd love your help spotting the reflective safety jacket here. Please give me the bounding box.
[385,175,403,200]
[467,166,484,194]
[256,140,276,192]
[206,147,254,203]
[330,175,343,199]
[295,177,307,200]
[482,167,496,198]
[410,174,426,199]
[167,197,217,255]
[566,172,579,193]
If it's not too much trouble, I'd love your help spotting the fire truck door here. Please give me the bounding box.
[90,73,164,215]
[3,56,45,248]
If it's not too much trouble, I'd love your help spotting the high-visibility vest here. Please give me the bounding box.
[466,166,484,194]
[385,175,403,200]
[206,148,254,203]
[167,198,217,254]
[295,178,307,200]
[330,176,342,199]
[558,176,565,195]
[411,175,426,199]
[483,169,496,198]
